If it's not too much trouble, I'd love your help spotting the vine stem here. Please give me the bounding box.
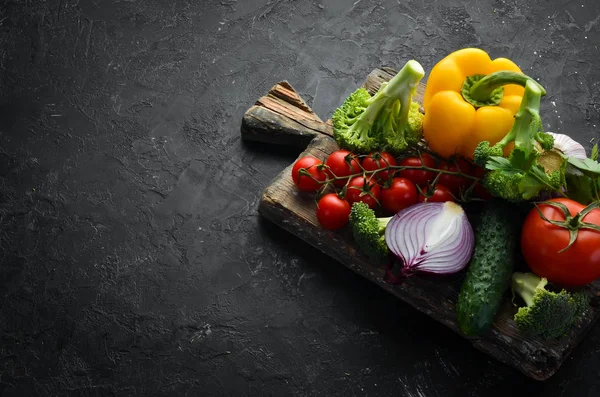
[298,163,481,185]
[297,155,484,202]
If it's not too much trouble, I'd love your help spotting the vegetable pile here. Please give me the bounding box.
[289,48,600,340]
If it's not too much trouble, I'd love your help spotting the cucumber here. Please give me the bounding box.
[456,200,521,336]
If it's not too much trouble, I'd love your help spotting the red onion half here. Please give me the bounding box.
[384,201,475,277]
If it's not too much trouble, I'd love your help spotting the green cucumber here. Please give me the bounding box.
[456,200,521,336]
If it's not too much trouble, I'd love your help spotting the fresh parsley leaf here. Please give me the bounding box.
[509,148,533,170]
[565,171,595,205]
[486,156,521,174]
[518,164,551,200]
[518,175,545,199]
[567,156,600,176]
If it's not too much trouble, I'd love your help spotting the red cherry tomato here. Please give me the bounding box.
[291,156,326,192]
[316,193,351,230]
[437,158,473,195]
[362,152,397,182]
[398,154,437,186]
[467,164,492,200]
[473,183,494,200]
[418,184,455,203]
[472,164,487,178]
[381,178,418,214]
[345,176,381,209]
[521,198,600,287]
[325,150,361,187]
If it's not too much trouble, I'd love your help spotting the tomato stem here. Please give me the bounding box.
[534,200,600,253]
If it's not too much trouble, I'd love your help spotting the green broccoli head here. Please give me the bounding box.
[512,272,589,340]
[407,102,424,141]
[535,131,555,152]
[332,88,379,153]
[379,101,424,155]
[349,202,391,264]
[545,169,563,190]
[471,81,566,201]
[484,166,564,202]
[482,170,525,201]
[473,141,504,167]
[332,60,425,155]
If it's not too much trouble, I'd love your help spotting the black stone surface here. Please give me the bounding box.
[1,0,600,395]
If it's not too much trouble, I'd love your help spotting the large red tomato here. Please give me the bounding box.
[521,198,600,287]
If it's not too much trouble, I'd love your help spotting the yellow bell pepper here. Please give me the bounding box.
[422,48,545,160]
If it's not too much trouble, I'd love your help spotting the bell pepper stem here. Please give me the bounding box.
[462,71,546,108]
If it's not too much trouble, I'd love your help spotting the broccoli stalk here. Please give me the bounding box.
[332,60,425,155]
[511,272,589,339]
[349,202,392,264]
[472,80,564,201]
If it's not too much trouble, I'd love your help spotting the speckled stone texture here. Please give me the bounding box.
[1,0,599,396]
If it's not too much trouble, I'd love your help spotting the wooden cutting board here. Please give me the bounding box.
[241,67,600,380]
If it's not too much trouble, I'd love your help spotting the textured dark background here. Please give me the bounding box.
[1,0,600,396]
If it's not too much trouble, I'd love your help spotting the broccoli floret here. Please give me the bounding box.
[483,171,524,201]
[473,141,504,167]
[474,80,564,201]
[381,101,425,154]
[535,131,555,152]
[332,60,425,155]
[482,160,565,202]
[349,202,391,264]
[545,170,563,189]
[512,272,589,340]
[332,88,378,153]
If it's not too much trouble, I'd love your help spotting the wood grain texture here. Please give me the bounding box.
[247,67,600,380]
[241,81,333,149]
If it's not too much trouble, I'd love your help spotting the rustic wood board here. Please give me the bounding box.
[242,67,600,380]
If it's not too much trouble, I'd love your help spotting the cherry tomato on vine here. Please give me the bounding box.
[316,193,351,230]
[398,154,437,186]
[471,164,487,179]
[362,152,397,182]
[381,178,418,214]
[325,150,361,187]
[345,176,381,209]
[521,198,600,287]
[437,158,473,196]
[291,156,326,192]
[473,183,493,200]
[469,164,493,200]
[418,184,455,203]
